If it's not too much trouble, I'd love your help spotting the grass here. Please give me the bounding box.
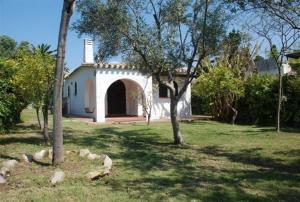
[0,108,299,202]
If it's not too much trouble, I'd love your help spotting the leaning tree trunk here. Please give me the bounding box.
[35,107,42,129]
[170,98,184,145]
[276,72,283,133]
[52,0,75,165]
[42,105,50,145]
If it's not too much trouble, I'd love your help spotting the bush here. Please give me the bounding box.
[192,65,244,123]
[282,75,300,128]
[0,60,27,132]
[236,74,277,125]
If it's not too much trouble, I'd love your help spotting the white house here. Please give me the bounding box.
[63,39,192,123]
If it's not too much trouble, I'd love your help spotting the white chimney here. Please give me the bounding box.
[83,39,94,64]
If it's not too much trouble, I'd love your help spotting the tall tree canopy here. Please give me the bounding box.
[74,0,228,144]
[13,44,56,144]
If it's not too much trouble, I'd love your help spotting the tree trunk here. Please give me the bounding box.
[52,0,75,165]
[231,107,238,125]
[35,107,42,129]
[277,73,282,133]
[147,114,151,126]
[42,105,50,145]
[170,98,184,145]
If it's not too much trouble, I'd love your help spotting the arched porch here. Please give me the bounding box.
[105,79,146,119]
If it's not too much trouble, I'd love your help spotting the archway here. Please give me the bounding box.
[107,80,126,116]
[105,79,146,118]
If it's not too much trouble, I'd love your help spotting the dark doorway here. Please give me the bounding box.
[107,80,126,116]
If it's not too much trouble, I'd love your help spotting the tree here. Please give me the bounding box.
[0,36,30,132]
[193,59,244,124]
[226,0,300,132]
[52,0,75,165]
[0,35,17,59]
[13,45,55,144]
[0,60,28,132]
[225,0,300,31]
[74,0,227,144]
[34,44,56,145]
[253,19,300,132]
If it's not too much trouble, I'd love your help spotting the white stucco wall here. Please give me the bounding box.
[63,66,96,118]
[151,78,192,120]
[64,65,192,122]
[95,68,152,122]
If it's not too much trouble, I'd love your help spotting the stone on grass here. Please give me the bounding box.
[51,170,65,185]
[87,153,100,160]
[33,150,49,161]
[103,155,112,171]
[87,169,109,180]
[79,149,90,157]
[22,154,33,163]
[66,150,78,155]
[0,175,6,184]
[2,160,18,169]
[0,167,10,177]
[48,149,53,160]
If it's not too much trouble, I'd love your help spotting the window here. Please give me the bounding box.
[159,84,168,98]
[67,86,70,98]
[74,82,78,96]
[159,81,178,98]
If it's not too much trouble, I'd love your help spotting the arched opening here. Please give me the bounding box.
[107,80,126,116]
[105,79,145,118]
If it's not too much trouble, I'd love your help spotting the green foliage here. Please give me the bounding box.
[74,0,227,72]
[193,61,244,122]
[0,35,55,132]
[13,44,56,111]
[0,35,17,59]
[237,74,277,125]
[0,60,27,132]
[282,75,300,128]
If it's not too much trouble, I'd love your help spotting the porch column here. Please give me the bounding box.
[95,70,105,122]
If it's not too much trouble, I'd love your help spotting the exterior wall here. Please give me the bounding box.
[64,66,192,122]
[152,77,192,120]
[95,68,152,122]
[63,67,96,118]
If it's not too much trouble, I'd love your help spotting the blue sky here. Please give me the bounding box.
[0,0,97,70]
[1,0,288,71]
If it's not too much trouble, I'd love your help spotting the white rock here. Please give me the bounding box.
[79,149,90,157]
[51,170,65,185]
[0,175,6,184]
[87,169,109,180]
[22,154,33,163]
[48,149,53,160]
[0,167,10,177]
[103,155,112,172]
[66,150,77,155]
[87,153,100,160]
[2,160,18,169]
[33,150,49,161]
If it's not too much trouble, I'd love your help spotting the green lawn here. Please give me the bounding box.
[0,109,299,202]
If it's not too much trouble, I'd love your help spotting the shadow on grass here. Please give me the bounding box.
[62,126,299,201]
[200,146,300,174]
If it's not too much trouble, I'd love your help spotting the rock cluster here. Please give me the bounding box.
[0,148,112,185]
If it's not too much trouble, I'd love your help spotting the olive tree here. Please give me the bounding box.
[74,0,227,144]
